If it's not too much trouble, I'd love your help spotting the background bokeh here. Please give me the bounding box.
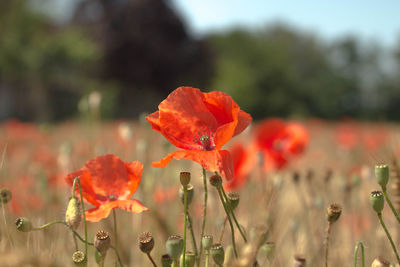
[1,0,400,122]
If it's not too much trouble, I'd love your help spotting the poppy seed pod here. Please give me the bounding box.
[370,191,385,213]
[210,244,225,266]
[94,250,102,264]
[180,172,191,186]
[227,192,240,210]
[293,254,306,267]
[326,203,342,223]
[202,235,213,250]
[375,164,390,189]
[179,184,194,205]
[371,256,390,267]
[65,197,81,230]
[94,230,111,255]
[161,254,172,267]
[72,250,87,266]
[138,231,154,254]
[15,217,32,232]
[210,174,222,187]
[166,235,183,259]
[0,188,12,204]
[180,251,195,267]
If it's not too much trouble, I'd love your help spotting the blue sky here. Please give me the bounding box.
[171,0,400,47]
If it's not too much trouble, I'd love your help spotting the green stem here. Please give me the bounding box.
[32,220,65,231]
[73,177,88,257]
[186,212,199,266]
[353,241,365,267]
[182,185,188,267]
[218,216,228,243]
[113,209,118,267]
[382,189,400,224]
[377,213,400,264]
[199,168,208,261]
[324,222,331,267]
[205,250,209,267]
[220,186,247,243]
[172,259,178,267]
[217,187,237,257]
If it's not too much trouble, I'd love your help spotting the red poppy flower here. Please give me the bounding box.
[146,86,252,180]
[255,118,308,170]
[224,142,256,191]
[65,154,148,222]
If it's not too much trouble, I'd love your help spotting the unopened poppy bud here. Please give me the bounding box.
[180,172,191,186]
[179,184,194,205]
[180,251,195,267]
[375,164,390,189]
[161,254,172,267]
[202,235,213,250]
[293,254,306,267]
[65,197,81,230]
[94,230,111,255]
[371,256,390,267]
[0,188,12,204]
[166,235,183,259]
[138,231,154,254]
[326,203,342,223]
[209,174,222,187]
[15,217,32,232]
[72,250,87,266]
[210,243,225,266]
[370,191,384,213]
[227,192,240,210]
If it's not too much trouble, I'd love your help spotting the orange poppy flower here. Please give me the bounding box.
[255,118,308,170]
[65,154,148,222]
[146,86,252,179]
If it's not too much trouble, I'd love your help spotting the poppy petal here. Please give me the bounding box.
[152,149,234,180]
[146,111,161,132]
[85,199,149,222]
[65,170,101,206]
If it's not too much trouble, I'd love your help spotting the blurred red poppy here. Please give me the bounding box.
[224,142,256,191]
[255,118,309,170]
[146,86,252,179]
[65,154,148,222]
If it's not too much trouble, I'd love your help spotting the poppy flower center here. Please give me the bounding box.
[108,194,117,201]
[199,134,214,151]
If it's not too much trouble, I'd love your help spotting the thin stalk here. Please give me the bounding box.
[324,222,332,267]
[220,186,247,242]
[353,241,365,267]
[73,177,88,257]
[382,189,400,224]
[113,209,118,267]
[199,168,208,261]
[186,212,199,266]
[377,213,400,264]
[32,220,65,231]
[172,259,178,267]
[205,250,209,267]
[146,253,157,267]
[218,216,228,243]
[182,185,188,267]
[100,255,105,267]
[216,187,237,257]
[2,203,13,247]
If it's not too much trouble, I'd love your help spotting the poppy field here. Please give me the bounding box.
[1,87,400,266]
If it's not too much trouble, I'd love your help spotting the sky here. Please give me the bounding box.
[170,0,400,47]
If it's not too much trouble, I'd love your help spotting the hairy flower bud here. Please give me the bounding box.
[65,197,81,230]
